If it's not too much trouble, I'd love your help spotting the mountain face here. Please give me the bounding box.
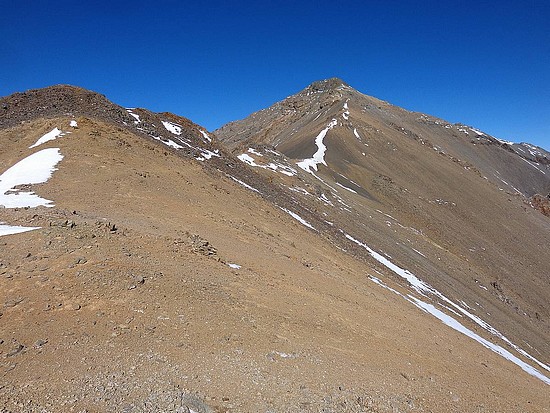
[1,83,549,412]
[216,78,550,197]
[216,79,550,349]
[217,77,550,375]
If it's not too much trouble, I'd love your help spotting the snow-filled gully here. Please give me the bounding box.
[296,119,338,175]
[343,231,550,385]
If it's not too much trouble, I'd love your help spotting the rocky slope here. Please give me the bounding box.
[0,84,549,412]
[217,78,550,197]
[216,78,550,382]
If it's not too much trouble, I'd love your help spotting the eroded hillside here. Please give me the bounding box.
[0,85,549,412]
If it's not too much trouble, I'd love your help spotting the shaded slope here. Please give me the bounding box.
[216,78,550,197]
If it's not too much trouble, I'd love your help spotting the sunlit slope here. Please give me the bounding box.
[0,84,548,412]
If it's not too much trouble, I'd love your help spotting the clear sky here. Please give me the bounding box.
[1,1,549,150]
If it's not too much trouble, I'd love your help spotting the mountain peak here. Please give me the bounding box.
[307,77,350,92]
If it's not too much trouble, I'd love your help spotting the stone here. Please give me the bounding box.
[7,343,25,357]
[34,339,48,348]
[4,297,24,308]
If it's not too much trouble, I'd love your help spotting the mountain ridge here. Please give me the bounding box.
[1,82,549,412]
[215,78,550,376]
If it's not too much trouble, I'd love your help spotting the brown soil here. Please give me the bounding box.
[1,116,549,412]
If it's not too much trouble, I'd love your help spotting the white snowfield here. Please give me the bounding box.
[162,121,182,135]
[0,223,40,237]
[297,119,338,174]
[29,127,64,149]
[238,153,256,165]
[344,231,550,385]
[0,148,64,208]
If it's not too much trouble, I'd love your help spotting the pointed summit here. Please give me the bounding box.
[307,77,350,93]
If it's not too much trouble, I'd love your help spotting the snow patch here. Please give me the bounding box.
[29,128,64,149]
[238,153,257,166]
[0,223,40,237]
[162,121,182,135]
[319,193,333,206]
[151,135,183,150]
[496,137,515,146]
[149,131,219,162]
[519,157,546,175]
[412,248,426,257]
[335,182,357,194]
[70,120,78,128]
[199,130,212,142]
[238,153,297,176]
[126,109,140,123]
[196,148,220,161]
[288,186,310,196]
[409,296,550,385]
[280,208,316,230]
[248,148,263,156]
[0,148,64,208]
[342,102,350,120]
[228,176,261,194]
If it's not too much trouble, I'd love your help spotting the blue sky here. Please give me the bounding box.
[1,1,549,149]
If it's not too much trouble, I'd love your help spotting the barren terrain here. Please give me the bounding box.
[1,83,549,412]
